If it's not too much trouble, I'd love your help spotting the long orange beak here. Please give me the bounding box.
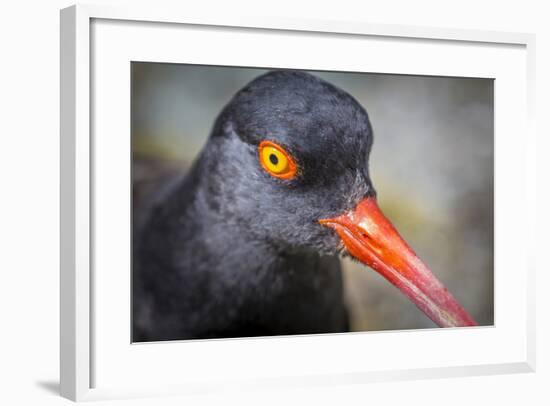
[320,197,477,328]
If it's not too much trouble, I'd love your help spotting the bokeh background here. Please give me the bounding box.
[132,62,494,331]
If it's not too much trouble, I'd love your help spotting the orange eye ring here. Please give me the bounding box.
[258,140,298,180]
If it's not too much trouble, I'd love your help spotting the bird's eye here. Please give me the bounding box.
[258,140,298,180]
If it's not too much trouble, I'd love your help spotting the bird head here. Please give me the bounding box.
[201,70,476,328]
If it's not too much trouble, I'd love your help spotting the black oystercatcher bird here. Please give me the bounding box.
[133,70,476,342]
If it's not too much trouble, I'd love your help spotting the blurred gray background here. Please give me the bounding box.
[132,62,494,331]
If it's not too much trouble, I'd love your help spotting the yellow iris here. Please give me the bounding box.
[258,141,298,180]
[261,145,289,174]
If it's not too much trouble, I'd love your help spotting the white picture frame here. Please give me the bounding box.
[60,4,536,402]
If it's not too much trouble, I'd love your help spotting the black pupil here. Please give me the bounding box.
[269,154,279,165]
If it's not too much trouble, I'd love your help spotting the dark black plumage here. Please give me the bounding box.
[133,70,376,341]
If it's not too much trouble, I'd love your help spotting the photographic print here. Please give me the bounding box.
[131,64,494,342]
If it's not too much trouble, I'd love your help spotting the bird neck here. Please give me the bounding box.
[144,156,289,278]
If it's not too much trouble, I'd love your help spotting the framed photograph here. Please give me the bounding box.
[60,4,536,401]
